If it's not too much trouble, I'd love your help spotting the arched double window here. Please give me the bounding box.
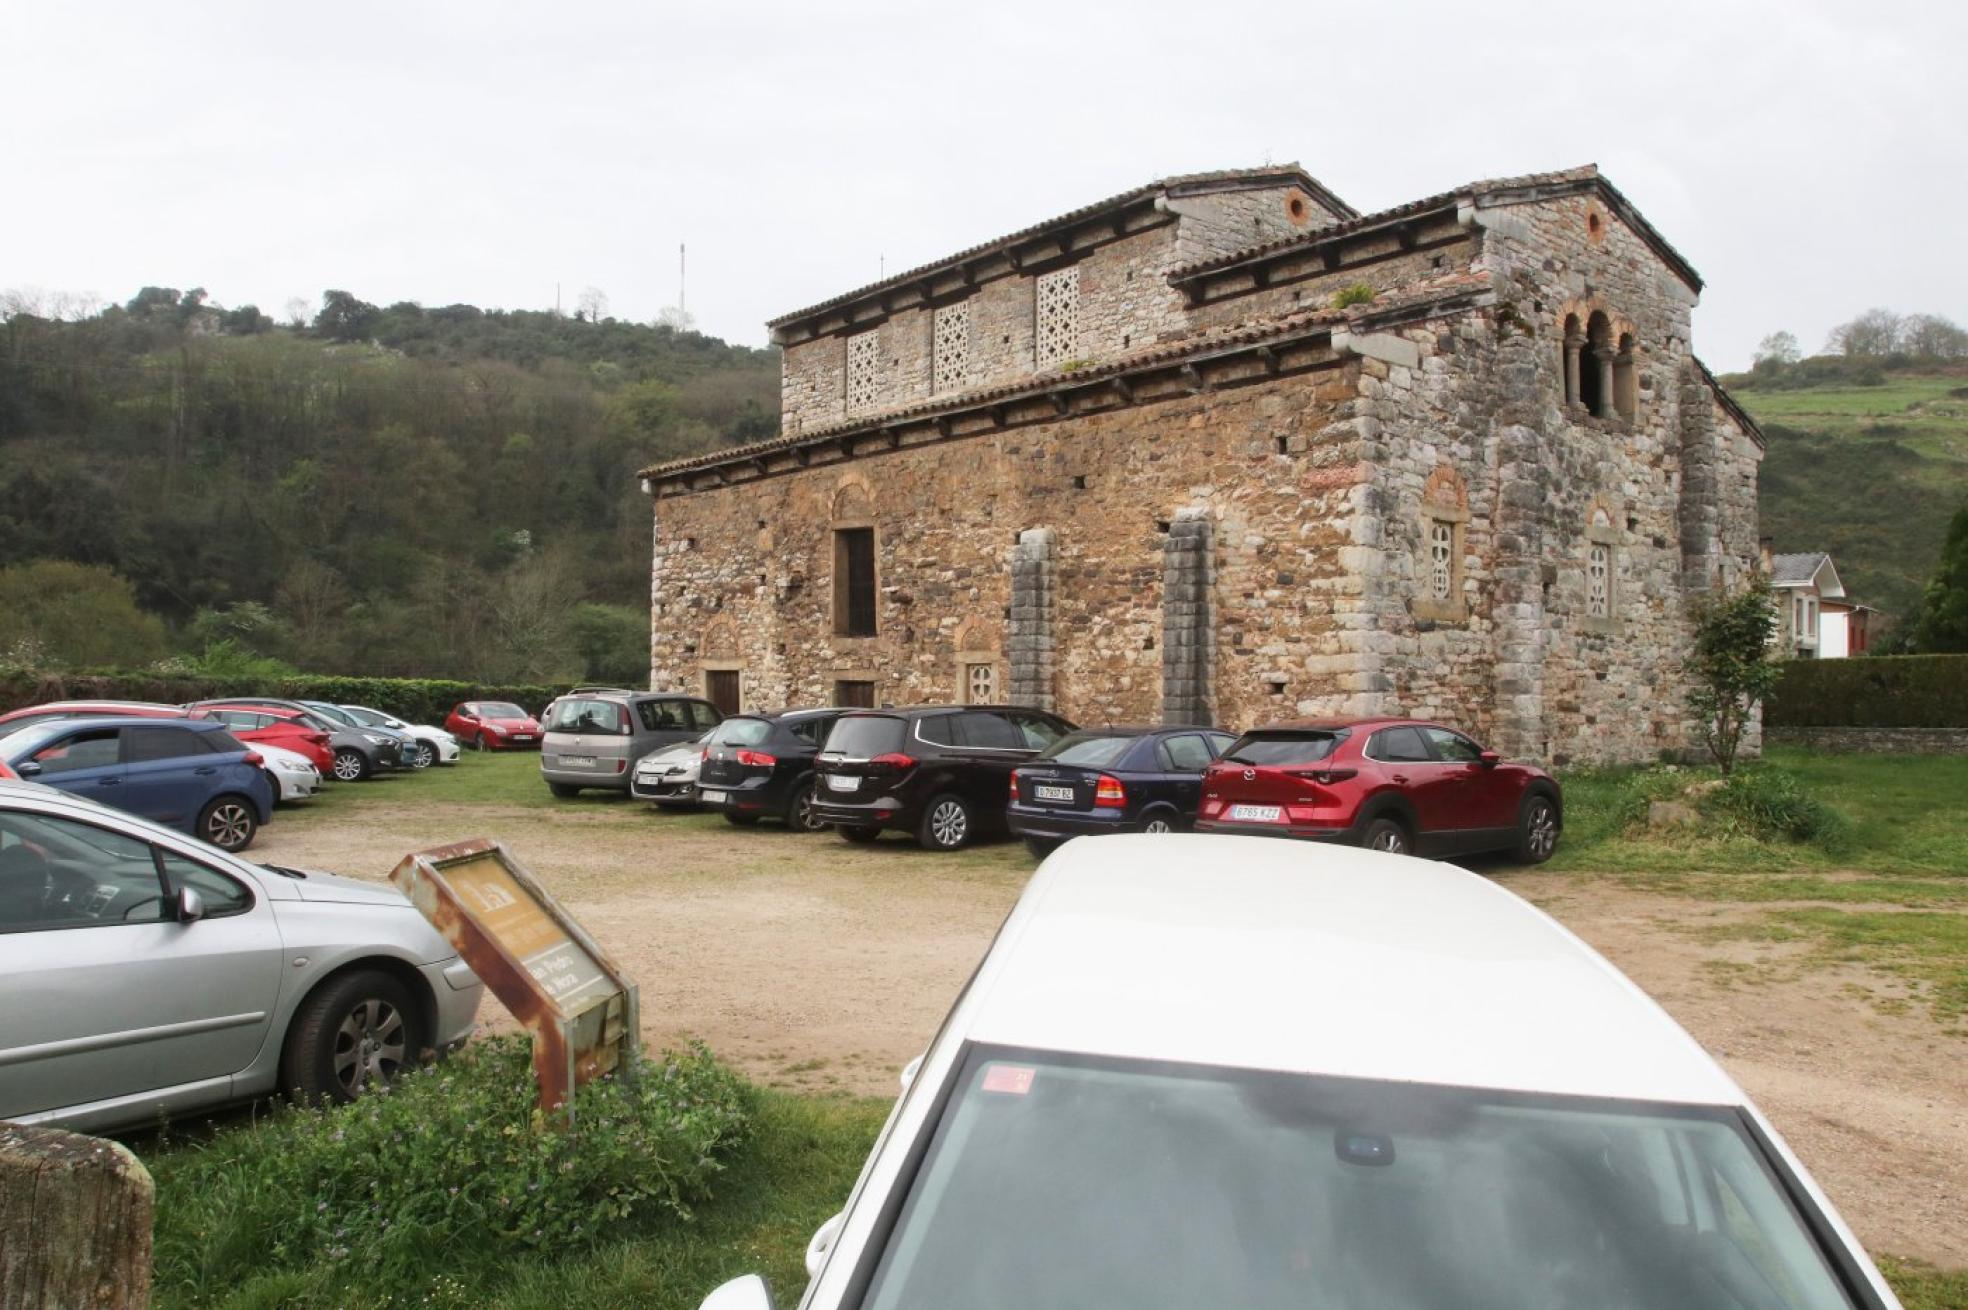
[1561,311,1638,420]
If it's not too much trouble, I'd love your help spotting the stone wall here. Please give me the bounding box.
[1169,184,1341,266]
[1768,726,1968,755]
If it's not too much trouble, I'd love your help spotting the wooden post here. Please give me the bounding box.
[0,1123,154,1309]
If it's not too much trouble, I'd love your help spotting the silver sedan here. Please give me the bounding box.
[0,779,482,1134]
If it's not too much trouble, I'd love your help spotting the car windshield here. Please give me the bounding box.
[477,702,526,719]
[823,715,904,757]
[1221,732,1341,766]
[708,718,773,747]
[339,706,388,727]
[1037,732,1137,768]
[0,714,62,741]
[861,1049,1856,1310]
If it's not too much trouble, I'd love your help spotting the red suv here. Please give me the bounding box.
[1194,717,1560,863]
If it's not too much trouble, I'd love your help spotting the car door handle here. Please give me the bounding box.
[196,766,218,775]
[98,777,121,786]
[1391,774,1409,784]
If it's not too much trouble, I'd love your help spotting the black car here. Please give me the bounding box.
[810,705,1077,851]
[189,698,404,781]
[1007,725,1238,856]
[697,709,850,831]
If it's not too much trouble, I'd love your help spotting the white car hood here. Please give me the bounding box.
[283,869,414,907]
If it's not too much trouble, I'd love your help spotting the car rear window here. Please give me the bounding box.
[1221,731,1342,766]
[1039,733,1138,768]
[824,715,904,756]
[708,717,773,747]
[546,699,628,735]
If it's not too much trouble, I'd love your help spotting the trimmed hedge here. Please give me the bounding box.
[0,671,572,725]
[1766,654,1968,729]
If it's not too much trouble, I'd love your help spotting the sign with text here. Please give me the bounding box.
[391,838,638,1119]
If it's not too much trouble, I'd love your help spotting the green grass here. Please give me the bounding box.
[1705,908,1968,1025]
[1879,1258,1968,1310]
[148,1087,889,1310]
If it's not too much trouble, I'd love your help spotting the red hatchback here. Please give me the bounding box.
[187,705,336,774]
[444,701,542,751]
[1194,717,1561,863]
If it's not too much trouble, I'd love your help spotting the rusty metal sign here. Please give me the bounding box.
[391,837,638,1119]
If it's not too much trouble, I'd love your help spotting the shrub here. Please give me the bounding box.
[150,1037,748,1290]
[1331,283,1377,309]
[1767,654,1968,728]
[1698,766,1850,848]
[0,670,571,725]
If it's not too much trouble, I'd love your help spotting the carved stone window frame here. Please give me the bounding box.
[845,329,882,415]
[956,652,1000,705]
[1413,466,1469,624]
[1583,509,1621,635]
[1034,266,1080,370]
[932,300,972,395]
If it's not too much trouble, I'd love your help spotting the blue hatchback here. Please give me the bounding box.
[1,716,273,852]
[1008,725,1237,855]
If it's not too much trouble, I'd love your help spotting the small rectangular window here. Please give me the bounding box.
[835,527,877,637]
[1034,267,1080,368]
[963,662,996,705]
[933,302,972,394]
[846,330,882,414]
[834,680,876,709]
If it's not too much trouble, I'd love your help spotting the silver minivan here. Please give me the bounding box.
[540,692,721,797]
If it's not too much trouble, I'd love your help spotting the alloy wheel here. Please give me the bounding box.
[1141,817,1173,834]
[205,801,253,849]
[1527,801,1558,859]
[1370,828,1407,854]
[929,800,968,848]
[412,741,436,769]
[332,751,365,781]
[794,788,826,831]
[331,998,407,1095]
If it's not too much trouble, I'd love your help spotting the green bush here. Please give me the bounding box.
[150,1037,747,1293]
[1766,654,1968,728]
[0,670,573,725]
[1698,766,1850,848]
[1331,283,1377,309]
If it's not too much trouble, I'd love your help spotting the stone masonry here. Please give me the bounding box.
[641,164,1764,766]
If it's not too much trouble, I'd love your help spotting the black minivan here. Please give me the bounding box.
[697,709,848,830]
[810,705,1077,850]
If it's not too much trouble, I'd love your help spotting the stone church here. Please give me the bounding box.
[639,164,1763,765]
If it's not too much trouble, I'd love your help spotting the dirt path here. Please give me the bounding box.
[252,802,1967,1267]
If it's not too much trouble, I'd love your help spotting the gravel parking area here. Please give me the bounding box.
[250,760,1967,1268]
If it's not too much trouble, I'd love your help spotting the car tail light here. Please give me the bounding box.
[735,749,776,768]
[308,731,328,746]
[1288,768,1358,785]
[1008,770,1021,801]
[870,752,917,771]
[243,750,264,766]
[1094,774,1127,808]
[614,759,627,774]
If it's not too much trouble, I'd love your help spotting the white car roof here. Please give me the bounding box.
[960,835,1741,1106]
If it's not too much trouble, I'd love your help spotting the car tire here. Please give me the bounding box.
[1023,835,1060,859]
[198,794,259,852]
[408,741,437,770]
[1515,792,1561,865]
[261,769,283,805]
[331,748,369,782]
[1137,811,1179,835]
[785,780,827,832]
[723,811,760,827]
[838,824,881,844]
[281,969,425,1106]
[918,794,973,851]
[547,782,582,799]
[1360,816,1411,856]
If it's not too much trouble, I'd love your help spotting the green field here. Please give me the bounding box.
[1737,369,1968,622]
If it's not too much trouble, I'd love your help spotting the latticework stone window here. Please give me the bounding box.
[1034,267,1079,369]
[964,662,996,705]
[1587,543,1611,618]
[845,331,881,414]
[1428,521,1454,601]
[933,302,972,394]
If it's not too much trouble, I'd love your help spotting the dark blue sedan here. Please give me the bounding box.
[1007,725,1236,856]
[1,717,274,852]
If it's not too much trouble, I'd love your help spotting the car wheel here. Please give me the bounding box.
[282,969,425,1106]
[1361,816,1411,855]
[408,740,437,770]
[918,794,972,851]
[785,780,827,832]
[1515,793,1560,865]
[1023,835,1060,859]
[724,811,760,827]
[1137,812,1178,835]
[199,795,258,851]
[471,732,487,752]
[838,825,881,844]
[332,748,369,782]
[547,782,582,799]
[262,769,283,805]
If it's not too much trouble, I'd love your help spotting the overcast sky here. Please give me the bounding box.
[6,0,1963,370]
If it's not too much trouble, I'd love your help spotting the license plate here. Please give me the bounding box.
[700,789,728,803]
[826,774,859,792]
[511,734,535,742]
[562,755,596,767]
[1229,804,1284,823]
[1034,784,1075,802]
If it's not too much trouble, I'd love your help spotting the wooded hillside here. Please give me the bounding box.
[0,289,777,682]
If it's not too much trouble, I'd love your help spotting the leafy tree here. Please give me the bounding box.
[1752,331,1800,373]
[1898,313,1968,359]
[1686,576,1782,776]
[1825,308,1902,357]
[0,560,169,668]
[314,289,380,342]
[569,603,648,684]
[1909,501,1968,653]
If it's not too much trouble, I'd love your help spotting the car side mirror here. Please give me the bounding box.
[805,1212,845,1278]
[699,1274,775,1310]
[16,761,41,778]
[1478,750,1501,768]
[177,886,206,923]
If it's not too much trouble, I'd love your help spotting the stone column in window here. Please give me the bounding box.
[1563,324,1585,409]
[1592,343,1616,420]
